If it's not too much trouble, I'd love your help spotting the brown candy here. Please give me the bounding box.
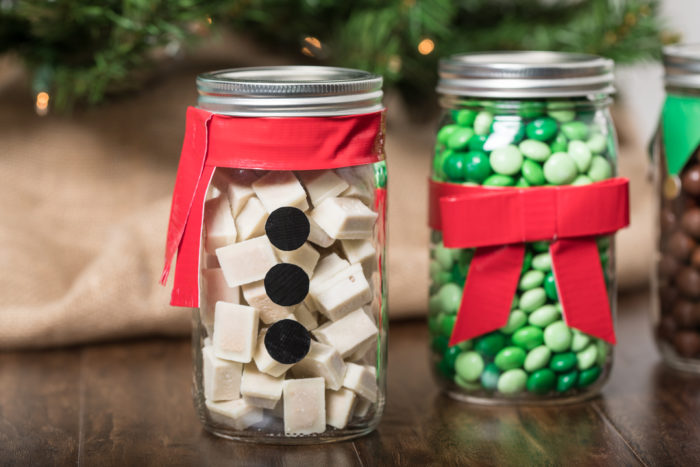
[682,208,700,238]
[661,208,677,234]
[672,300,700,328]
[682,166,700,196]
[667,231,696,261]
[677,267,700,299]
[657,314,678,341]
[659,285,679,308]
[673,331,700,358]
[692,248,700,269]
[659,255,681,278]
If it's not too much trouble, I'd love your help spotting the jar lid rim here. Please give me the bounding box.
[664,43,700,89]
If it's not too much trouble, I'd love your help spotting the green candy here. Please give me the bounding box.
[443,151,467,181]
[543,321,572,352]
[456,109,478,127]
[481,363,500,390]
[531,241,549,252]
[521,159,546,186]
[549,352,577,372]
[519,139,551,162]
[515,177,530,188]
[446,127,475,151]
[597,236,611,251]
[491,119,525,144]
[543,272,558,300]
[494,346,527,370]
[439,313,457,337]
[576,343,598,370]
[437,124,459,145]
[547,101,576,123]
[521,250,533,274]
[568,140,592,173]
[519,101,546,118]
[596,340,609,366]
[433,243,454,269]
[532,252,552,272]
[490,145,523,176]
[528,305,559,328]
[519,270,545,291]
[587,132,607,154]
[454,374,481,390]
[455,351,484,382]
[561,121,589,141]
[429,260,451,285]
[458,340,474,351]
[543,152,577,185]
[428,314,441,334]
[577,366,602,387]
[525,117,558,141]
[519,288,547,312]
[442,345,462,372]
[527,369,556,394]
[572,175,593,185]
[433,149,450,180]
[374,160,387,188]
[588,156,612,181]
[497,369,528,394]
[483,174,515,186]
[431,335,449,354]
[501,310,528,334]
[524,345,551,372]
[473,111,494,135]
[571,330,591,352]
[435,283,462,315]
[556,370,579,392]
[550,132,568,153]
[475,332,506,357]
[469,134,488,152]
[464,151,492,183]
[512,326,545,350]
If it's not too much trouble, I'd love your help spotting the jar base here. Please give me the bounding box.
[444,387,601,406]
[202,423,376,445]
[659,342,700,373]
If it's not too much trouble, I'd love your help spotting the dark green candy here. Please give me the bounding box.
[511,326,544,350]
[577,366,602,387]
[550,132,568,153]
[527,369,556,394]
[464,151,492,183]
[549,352,577,372]
[374,161,387,188]
[439,345,462,377]
[451,262,467,285]
[521,159,545,186]
[521,250,533,274]
[515,177,530,187]
[433,148,451,179]
[525,117,558,142]
[432,335,449,354]
[440,314,457,337]
[468,134,488,152]
[519,101,546,119]
[437,124,460,145]
[543,272,558,301]
[481,362,501,390]
[428,315,440,334]
[556,370,579,392]
[475,332,506,357]
[456,109,478,127]
[443,152,467,182]
[531,241,549,252]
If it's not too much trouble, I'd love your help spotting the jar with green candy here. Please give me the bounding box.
[429,52,619,403]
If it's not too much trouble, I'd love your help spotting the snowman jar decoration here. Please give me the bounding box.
[161,67,387,443]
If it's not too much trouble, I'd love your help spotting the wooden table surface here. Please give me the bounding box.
[2,291,700,466]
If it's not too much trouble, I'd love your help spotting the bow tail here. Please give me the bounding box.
[449,244,524,346]
[551,238,617,344]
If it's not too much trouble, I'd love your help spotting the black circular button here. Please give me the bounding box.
[264,263,309,306]
[264,319,311,364]
[265,207,310,251]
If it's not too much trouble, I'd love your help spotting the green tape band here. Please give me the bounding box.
[662,94,700,175]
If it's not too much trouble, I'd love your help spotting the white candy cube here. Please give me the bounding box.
[297,170,349,207]
[252,171,309,213]
[308,253,350,299]
[240,363,284,409]
[293,302,318,330]
[225,170,258,216]
[308,216,335,248]
[283,377,326,435]
[310,197,377,239]
[241,280,295,324]
[273,242,320,277]
[201,268,240,330]
[216,236,278,287]
[312,308,378,358]
[235,197,268,241]
[313,264,372,321]
[336,166,374,205]
[253,329,293,377]
[204,195,237,253]
[212,302,259,363]
[342,362,377,403]
[206,399,263,429]
[202,345,242,402]
[326,388,357,429]
[353,398,372,418]
[292,340,346,391]
[341,239,376,265]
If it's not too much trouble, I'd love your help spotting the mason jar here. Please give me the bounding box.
[161,67,388,442]
[652,44,700,371]
[428,52,629,403]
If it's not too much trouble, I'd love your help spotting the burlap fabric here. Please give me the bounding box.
[0,49,652,349]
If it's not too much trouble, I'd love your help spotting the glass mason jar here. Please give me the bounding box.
[652,44,700,371]
[163,67,388,442]
[428,52,624,403]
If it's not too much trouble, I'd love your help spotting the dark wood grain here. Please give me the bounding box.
[0,292,695,466]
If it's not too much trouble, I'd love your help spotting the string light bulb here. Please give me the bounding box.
[301,36,323,58]
[35,91,49,116]
[417,38,435,55]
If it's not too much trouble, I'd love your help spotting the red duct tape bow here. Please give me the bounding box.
[161,106,385,307]
[429,178,630,346]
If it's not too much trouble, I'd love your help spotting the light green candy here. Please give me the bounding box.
[490,145,523,176]
[474,111,494,136]
[568,140,592,173]
[587,132,607,154]
[588,156,612,181]
[435,283,462,315]
[455,351,484,382]
[543,321,572,352]
[519,139,551,162]
[497,369,527,394]
[528,305,559,328]
[532,252,552,271]
[596,339,609,366]
[543,152,578,185]
[524,345,552,372]
[571,330,591,352]
[561,121,589,141]
[511,295,519,310]
[520,288,547,312]
[577,343,598,370]
[429,260,451,285]
[546,101,576,122]
[572,175,593,186]
[433,243,454,269]
[501,310,527,334]
[519,270,545,291]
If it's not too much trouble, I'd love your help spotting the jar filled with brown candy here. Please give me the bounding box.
[653,44,700,370]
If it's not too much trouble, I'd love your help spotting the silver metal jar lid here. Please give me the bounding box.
[664,44,700,90]
[437,51,615,99]
[196,66,383,116]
